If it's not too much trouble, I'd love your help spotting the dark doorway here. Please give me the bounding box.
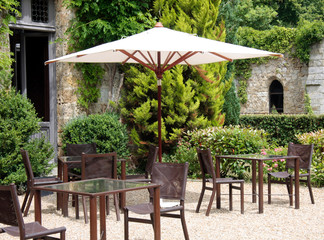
[269,80,283,113]
[10,30,50,121]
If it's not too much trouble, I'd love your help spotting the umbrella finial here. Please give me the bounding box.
[155,22,163,28]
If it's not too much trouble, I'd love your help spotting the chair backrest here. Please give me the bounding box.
[151,162,189,201]
[196,148,216,179]
[81,152,117,180]
[0,184,25,238]
[145,145,159,176]
[287,143,314,170]
[66,143,97,156]
[20,149,35,187]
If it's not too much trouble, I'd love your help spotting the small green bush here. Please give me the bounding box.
[166,126,268,178]
[297,129,324,187]
[61,112,130,158]
[239,114,324,146]
[0,88,55,188]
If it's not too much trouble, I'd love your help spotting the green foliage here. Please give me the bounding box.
[0,88,54,186]
[259,147,288,175]
[0,0,20,89]
[304,91,314,115]
[61,112,130,158]
[295,20,324,63]
[185,126,269,178]
[239,114,324,146]
[120,0,231,154]
[163,138,199,178]
[297,129,324,187]
[63,0,155,110]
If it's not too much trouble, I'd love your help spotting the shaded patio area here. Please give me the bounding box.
[1,181,323,240]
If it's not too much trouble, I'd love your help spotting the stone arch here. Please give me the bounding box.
[269,79,284,113]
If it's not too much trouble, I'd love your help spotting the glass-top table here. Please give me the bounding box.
[216,154,300,213]
[33,178,161,240]
[57,155,127,215]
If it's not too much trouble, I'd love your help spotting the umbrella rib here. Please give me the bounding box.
[118,50,156,72]
[161,52,177,70]
[176,52,192,66]
[137,51,155,69]
[210,52,233,62]
[147,51,156,67]
[121,51,138,65]
[163,51,198,72]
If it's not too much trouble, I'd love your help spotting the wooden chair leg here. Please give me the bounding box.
[206,187,216,216]
[23,190,34,216]
[289,177,293,206]
[229,183,233,211]
[241,182,244,214]
[180,209,189,240]
[21,188,30,213]
[124,209,129,240]
[195,182,205,213]
[268,174,271,204]
[113,194,121,221]
[82,196,88,224]
[106,195,110,215]
[74,195,79,219]
[307,176,315,204]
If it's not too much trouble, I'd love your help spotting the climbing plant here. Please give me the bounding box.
[63,0,155,110]
[0,0,20,89]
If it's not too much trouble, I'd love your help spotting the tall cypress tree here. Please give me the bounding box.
[120,0,231,151]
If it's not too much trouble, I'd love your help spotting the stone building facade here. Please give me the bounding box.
[240,39,324,115]
[3,1,324,153]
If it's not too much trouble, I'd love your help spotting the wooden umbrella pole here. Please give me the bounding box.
[156,51,162,162]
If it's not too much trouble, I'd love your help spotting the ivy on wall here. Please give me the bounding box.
[0,0,20,89]
[63,0,154,111]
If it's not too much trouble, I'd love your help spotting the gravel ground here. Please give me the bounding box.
[1,181,323,240]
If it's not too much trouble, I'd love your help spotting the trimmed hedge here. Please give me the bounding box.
[61,113,130,158]
[239,114,324,146]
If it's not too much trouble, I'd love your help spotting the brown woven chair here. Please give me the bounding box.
[81,152,120,223]
[65,143,97,180]
[20,149,62,217]
[196,148,244,216]
[0,184,66,240]
[124,162,190,240]
[125,145,159,182]
[268,143,315,205]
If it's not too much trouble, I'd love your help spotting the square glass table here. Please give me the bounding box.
[57,156,127,216]
[33,178,160,240]
[215,154,300,213]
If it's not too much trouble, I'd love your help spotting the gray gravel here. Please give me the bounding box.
[1,181,323,240]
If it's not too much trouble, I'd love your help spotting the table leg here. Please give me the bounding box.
[258,160,264,214]
[57,160,62,210]
[89,196,97,240]
[100,196,106,240]
[120,160,126,210]
[215,157,221,209]
[62,163,69,217]
[34,189,42,224]
[153,186,161,240]
[252,159,256,203]
[295,157,300,209]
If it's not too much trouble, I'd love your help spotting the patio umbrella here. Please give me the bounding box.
[46,22,283,161]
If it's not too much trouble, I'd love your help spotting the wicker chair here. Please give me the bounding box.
[20,149,62,217]
[124,162,190,240]
[268,143,315,205]
[125,145,159,182]
[196,148,244,216]
[0,184,66,240]
[81,152,120,223]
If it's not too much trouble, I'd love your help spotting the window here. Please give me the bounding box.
[269,80,283,113]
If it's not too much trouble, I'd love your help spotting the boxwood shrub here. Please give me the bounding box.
[61,112,130,158]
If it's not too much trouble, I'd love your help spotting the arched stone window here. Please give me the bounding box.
[269,80,283,113]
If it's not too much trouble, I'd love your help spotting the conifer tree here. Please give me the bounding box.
[120,0,231,150]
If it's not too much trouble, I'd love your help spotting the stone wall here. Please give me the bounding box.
[54,1,124,153]
[306,39,324,115]
[240,56,308,114]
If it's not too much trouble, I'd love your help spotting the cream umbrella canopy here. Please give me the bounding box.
[46,22,283,161]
